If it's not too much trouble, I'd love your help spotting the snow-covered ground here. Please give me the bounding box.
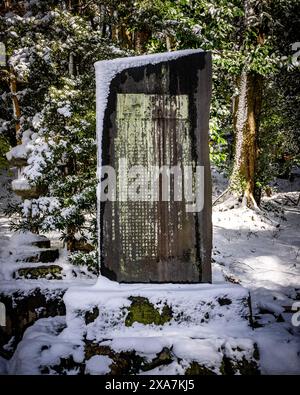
[212,196,300,374]
[211,165,300,374]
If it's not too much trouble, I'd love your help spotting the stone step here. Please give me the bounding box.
[7,316,260,375]
[13,265,63,280]
[30,236,51,249]
[82,335,260,375]
[14,248,59,263]
[55,281,260,374]
[64,280,252,339]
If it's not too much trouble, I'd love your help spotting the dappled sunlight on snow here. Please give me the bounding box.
[213,193,300,374]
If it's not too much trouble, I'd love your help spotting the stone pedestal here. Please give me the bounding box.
[6,280,260,374]
[58,280,260,375]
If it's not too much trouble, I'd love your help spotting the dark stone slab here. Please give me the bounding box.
[96,50,212,283]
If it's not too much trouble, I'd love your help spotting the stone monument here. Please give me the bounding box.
[95,49,212,283]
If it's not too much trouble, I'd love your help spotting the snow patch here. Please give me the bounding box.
[85,355,112,375]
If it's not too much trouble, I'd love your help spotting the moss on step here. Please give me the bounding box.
[220,355,260,375]
[185,361,217,375]
[15,265,63,280]
[125,296,172,326]
[220,342,260,375]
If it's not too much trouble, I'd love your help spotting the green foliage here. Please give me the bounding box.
[2,3,127,261]
[68,251,99,275]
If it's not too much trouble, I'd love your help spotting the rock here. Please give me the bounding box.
[14,265,63,280]
[140,347,173,372]
[74,239,94,252]
[220,355,260,375]
[45,356,85,375]
[217,297,232,306]
[125,296,173,326]
[220,343,260,375]
[84,307,99,325]
[185,362,217,375]
[0,289,65,359]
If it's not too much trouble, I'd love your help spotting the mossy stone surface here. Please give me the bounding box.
[141,347,173,372]
[0,289,65,359]
[15,265,62,280]
[125,296,172,326]
[220,355,260,375]
[185,362,217,375]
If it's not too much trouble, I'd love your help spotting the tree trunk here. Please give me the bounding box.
[9,70,21,143]
[134,30,150,53]
[230,71,263,207]
[68,52,75,77]
[66,225,76,252]
[4,0,11,11]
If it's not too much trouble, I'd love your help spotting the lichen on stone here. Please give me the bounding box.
[125,296,172,326]
[185,361,217,375]
[15,265,63,280]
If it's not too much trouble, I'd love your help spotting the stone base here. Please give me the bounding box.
[6,280,261,374]
[57,279,259,374]
[64,280,253,338]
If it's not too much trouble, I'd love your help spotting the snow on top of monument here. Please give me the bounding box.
[94,48,203,71]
